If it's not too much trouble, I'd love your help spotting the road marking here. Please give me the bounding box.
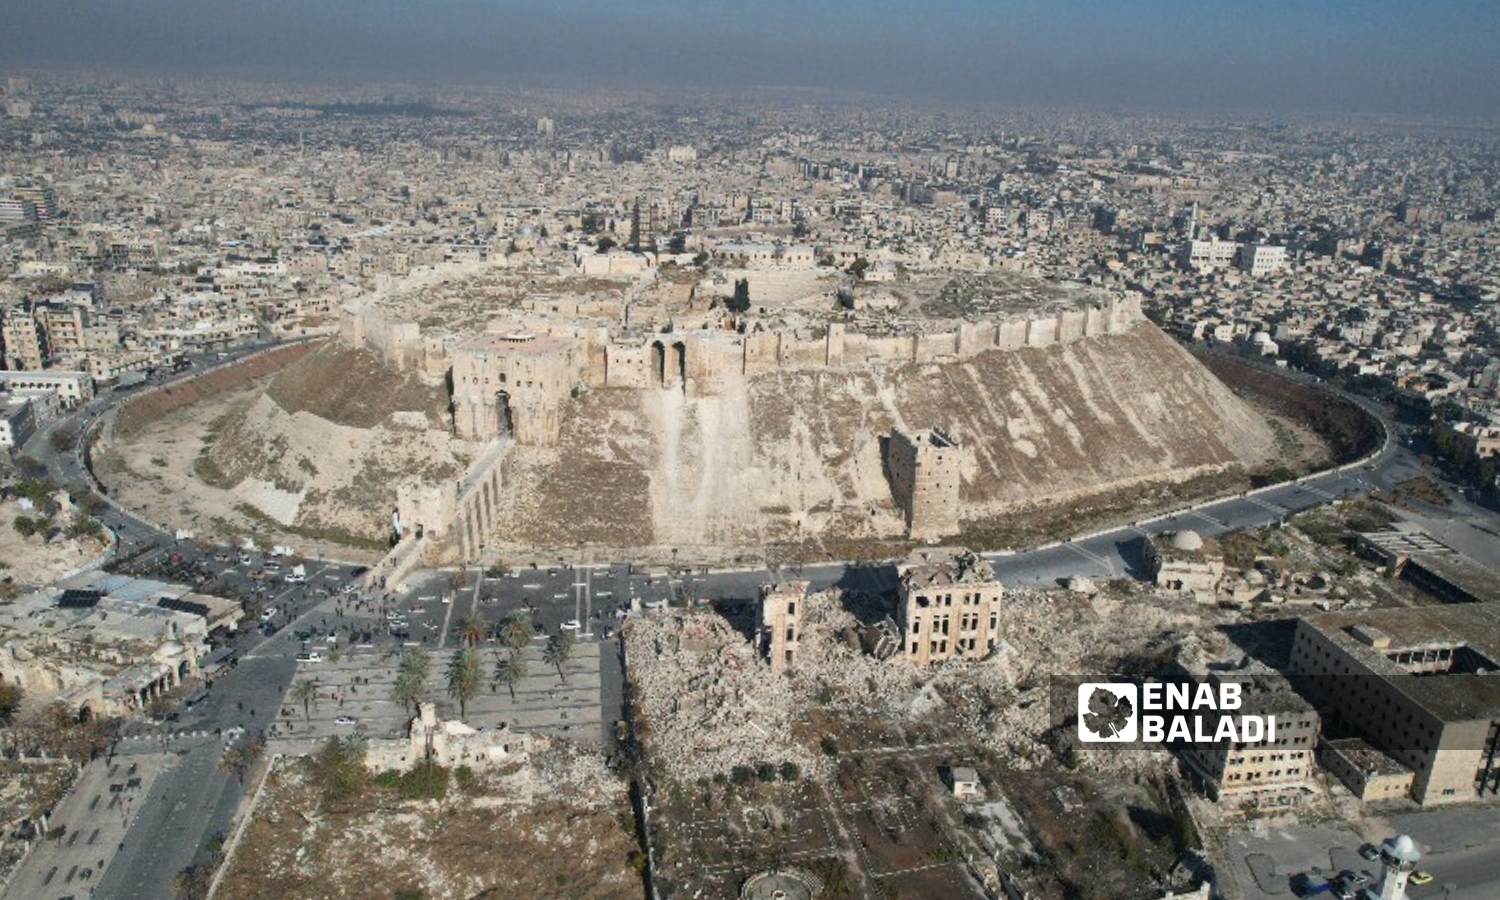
[1063,542,1115,576]
[1188,510,1227,529]
[1247,496,1289,517]
[1299,482,1337,501]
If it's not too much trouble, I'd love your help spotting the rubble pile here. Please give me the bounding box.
[524,736,625,811]
[625,584,1231,778]
[784,590,924,714]
[932,587,1229,772]
[624,612,815,781]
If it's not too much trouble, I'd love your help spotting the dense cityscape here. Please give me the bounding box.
[0,34,1498,900]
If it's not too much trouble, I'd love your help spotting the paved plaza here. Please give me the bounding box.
[268,638,606,754]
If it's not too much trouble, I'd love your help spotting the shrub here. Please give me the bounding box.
[779,761,800,782]
[454,765,477,793]
[729,765,754,786]
[397,762,450,801]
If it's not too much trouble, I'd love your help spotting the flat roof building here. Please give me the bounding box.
[1289,602,1500,805]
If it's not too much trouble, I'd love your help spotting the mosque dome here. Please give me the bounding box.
[1169,530,1204,551]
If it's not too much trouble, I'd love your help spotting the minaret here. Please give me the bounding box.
[1377,834,1420,900]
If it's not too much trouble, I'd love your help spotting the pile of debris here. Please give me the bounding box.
[624,611,815,781]
[930,586,1234,773]
[783,590,924,715]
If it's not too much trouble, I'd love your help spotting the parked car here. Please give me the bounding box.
[1408,871,1433,885]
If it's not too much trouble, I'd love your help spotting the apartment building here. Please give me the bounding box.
[1289,602,1500,805]
[1,305,46,370]
[1180,663,1321,803]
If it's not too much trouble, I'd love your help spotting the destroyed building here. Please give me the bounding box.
[756,580,808,673]
[364,702,530,772]
[1179,661,1320,804]
[896,546,1003,666]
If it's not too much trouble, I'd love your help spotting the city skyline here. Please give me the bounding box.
[2,0,1499,116]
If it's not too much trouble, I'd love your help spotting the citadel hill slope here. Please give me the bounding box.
[496,320,1279,557]
[98,342,475,553]
[115,322,1278,560]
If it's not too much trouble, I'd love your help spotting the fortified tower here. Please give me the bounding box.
[886,428,962,542]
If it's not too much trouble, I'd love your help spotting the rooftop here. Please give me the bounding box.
[899,546,998,589]
[1300,601,1500,722]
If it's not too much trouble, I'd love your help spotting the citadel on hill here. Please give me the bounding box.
[309,257,1279,576]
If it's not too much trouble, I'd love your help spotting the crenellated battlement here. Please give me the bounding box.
[340,293,1146,444]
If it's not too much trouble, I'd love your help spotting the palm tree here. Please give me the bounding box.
[542,630,574,684]
[290,679,318,722]
[392,670,425,715]
[493,653,527,701]
[399,647,431,684]
[445,649,481,720]
[458,610,487,648]
[500,613,534,655]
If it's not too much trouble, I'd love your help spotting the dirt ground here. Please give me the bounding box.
[217,752,641,900]
[0,499,110,587]
[94,383,384,564]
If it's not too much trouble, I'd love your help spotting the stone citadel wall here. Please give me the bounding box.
[342,294,1145,445]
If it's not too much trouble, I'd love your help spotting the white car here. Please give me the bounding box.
[284,573,306,584]
[260,607,277,621]
[560,619,582,631]
[334,716,357,726]
[296,651,322,663]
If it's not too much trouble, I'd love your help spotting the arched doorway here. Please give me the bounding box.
[671,342,686,388]
[495,390,514,439]
[651,342,665,387]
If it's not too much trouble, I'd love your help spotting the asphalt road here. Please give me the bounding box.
[17,341,1499,900]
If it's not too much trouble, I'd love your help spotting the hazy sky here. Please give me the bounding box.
[5,0,1500,116]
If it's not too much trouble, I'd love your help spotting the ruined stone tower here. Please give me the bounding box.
[886,428,961,542]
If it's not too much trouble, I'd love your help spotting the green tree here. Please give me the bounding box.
[543,630,575,683]
[500,612,535,655]
[309,736,368,806]
[457,610,487,648]
[290,678,318,721]
[0,682,22,724]
[392,669,425,715]
[445,648,482,720]
[492,653,527,701]
[596,235,616,253]
[392,647,430,714]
